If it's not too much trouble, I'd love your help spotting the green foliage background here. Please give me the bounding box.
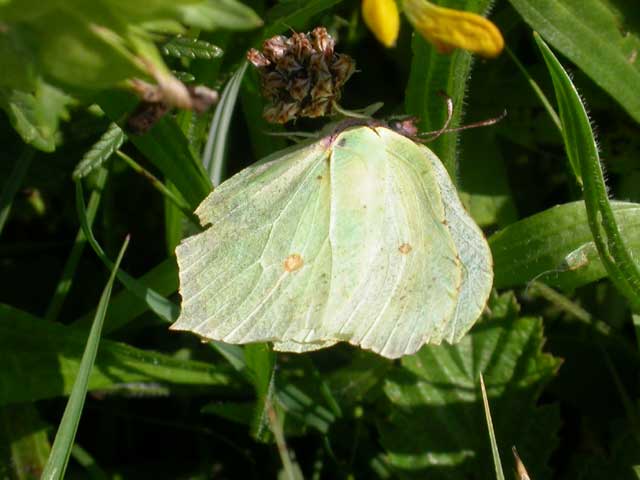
[1,0,640,478]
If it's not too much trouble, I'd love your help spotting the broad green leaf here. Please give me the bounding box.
[0,403,51,480]
[536,34,640,311]
[0,303,242,406]
[379,292,561,479]
[508,0,640,123]
[72,123,125,180]
[458,129,517,228]
[42,236,128,480]
[490,201,640,290]
[27,7,142,91]
[178,0,263,31]
[173,126,492,358]
[405,0,496,178]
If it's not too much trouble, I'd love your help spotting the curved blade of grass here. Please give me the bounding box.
[0,146,35,235]
[505,45,561,134]
[490,201,640,290]
[535,33,640,312]
[45,168,108,322]
[202,62,247,186]
[41,235,129,480]
[75,180,180,323]
[508,0,640,124]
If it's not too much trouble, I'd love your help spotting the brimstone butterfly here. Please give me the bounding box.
[171,122,492,359]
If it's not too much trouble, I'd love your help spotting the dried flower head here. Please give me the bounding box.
[247,27,356,124]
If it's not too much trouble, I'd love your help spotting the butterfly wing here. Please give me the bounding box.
[172,139,335,344]
[173,126,491,359]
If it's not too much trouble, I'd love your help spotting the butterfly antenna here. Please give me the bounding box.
[416,91,506,141]
[416,91,454,142]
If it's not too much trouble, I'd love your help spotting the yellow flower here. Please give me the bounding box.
[362,0,504,58]
[362,0,401,48]
[402,0,504,58]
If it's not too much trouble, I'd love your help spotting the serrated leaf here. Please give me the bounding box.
[379,292,561,480]
[507,0,640,123]
[490,201,640,290]
[162,36,223,59]
[0,82,71,152]
[72,123,125,180]
[0,303,243,406]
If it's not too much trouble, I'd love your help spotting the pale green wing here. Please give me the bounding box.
[172,139,335,344]
[316,127,462,357]
[425,146,493,342]
[173,125,486,359]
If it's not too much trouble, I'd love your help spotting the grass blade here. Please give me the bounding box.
[0,146,35,235]
[45,168,108,322]
[508,0,640,123]
[75,180,180,323]
[202,62,247,186]
[535,33,640,312]
[41,236,129,480]
[480,373,505,480]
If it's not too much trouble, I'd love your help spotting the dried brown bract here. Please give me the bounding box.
[247,27,355,124]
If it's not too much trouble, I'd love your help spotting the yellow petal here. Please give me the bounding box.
[401,0,504,58]
[362,0,401,48]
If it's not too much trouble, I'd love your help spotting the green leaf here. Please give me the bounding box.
[405,0,496,178]
[0,303,243,406]
[458,129,517,228]
[72,123,125,180]
[178,0,263,31]
[263,0,343,38]
[0,403,51,480]
[161,35,223,59]
[245,343,276,441]
[42,236,128,480]
[379,292,561,479]
[507,0,640,123]
[535,33,640,311]
[490,201,640,290]
[0,82,71,152]
[203,62,247,185]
